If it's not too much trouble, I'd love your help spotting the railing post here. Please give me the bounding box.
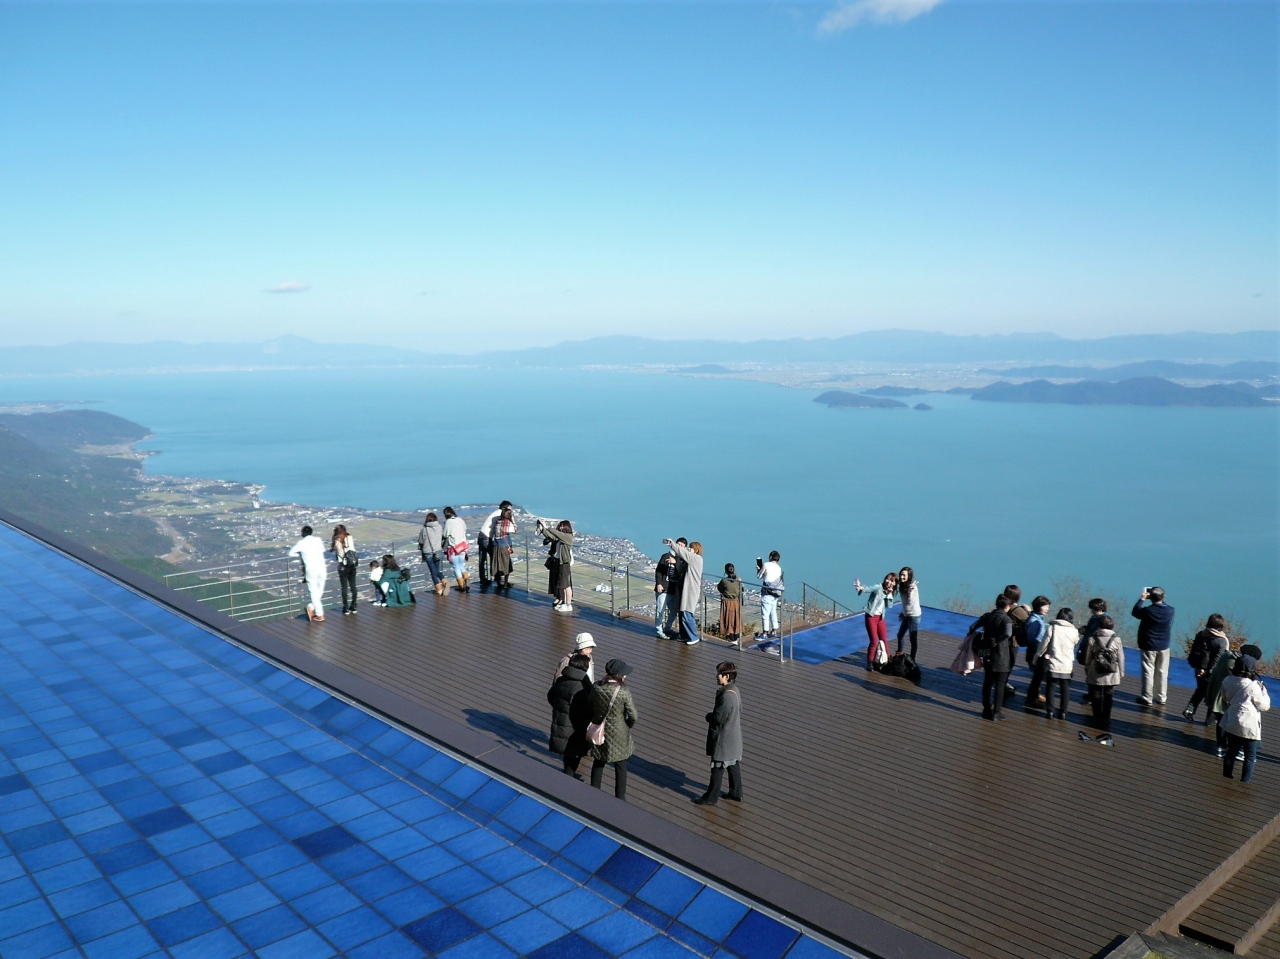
[802,583,807,622]
[524,536,530,592]
[228,568,234,618]
[625,562,630,611]
[610,555,616,618]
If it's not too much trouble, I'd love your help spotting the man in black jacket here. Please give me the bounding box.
[1132,587,1176,706]
[654,548,681,639]
[973,595,1016,721]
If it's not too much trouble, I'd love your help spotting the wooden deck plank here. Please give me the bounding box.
[258,588,1280,959]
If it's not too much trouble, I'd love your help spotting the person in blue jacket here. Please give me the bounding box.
[1132,587,1175,707]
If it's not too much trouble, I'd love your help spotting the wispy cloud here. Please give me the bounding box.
[818,0,944,35]
[267,281,310,294]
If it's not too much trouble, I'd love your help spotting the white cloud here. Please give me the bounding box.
[818,0,944,34]
[267,281,310,294]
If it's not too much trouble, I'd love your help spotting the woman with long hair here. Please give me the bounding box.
[538,518,574,612]
[330,524,358,615]
[441,507,470,593]
[379,553,414,607]
[490,505,518,590]
[855,572,897,669]
[896,566,921,659]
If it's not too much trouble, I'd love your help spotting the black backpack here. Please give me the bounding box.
[1010,611,1029,648]
[1091,638,1119,676]
[881,653,922,684]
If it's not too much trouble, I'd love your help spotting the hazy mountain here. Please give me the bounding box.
[984,360,1280,381]
[970,378,1274,407]
[1,330,1276,376]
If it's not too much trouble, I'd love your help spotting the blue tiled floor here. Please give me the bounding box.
[0,521,856,959]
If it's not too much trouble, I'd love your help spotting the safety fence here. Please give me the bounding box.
[164,534,864,661]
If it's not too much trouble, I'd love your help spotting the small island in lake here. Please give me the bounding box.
[814,391,909,409]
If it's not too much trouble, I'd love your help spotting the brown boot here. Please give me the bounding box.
[435,582,444,596]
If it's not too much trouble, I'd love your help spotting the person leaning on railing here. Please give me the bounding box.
[417,512,446,596]
[330,524,358,616]
[287,525,327,623]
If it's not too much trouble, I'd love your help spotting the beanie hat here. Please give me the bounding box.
[574,633,596,651]
[605,658,631,678]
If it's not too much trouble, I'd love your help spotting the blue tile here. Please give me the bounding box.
[402,907,483,953]
[8,820,70,853]
[528,933,613,959]
[561,830,621,873]
[2,897,59,937]
[445,828,508,862]
[625,896,674,930]
[34,857,101,894]
[316,905,393,951]
[0,923,74,959]
[438,932,518,959]
[64,900,137,944]
[185,860,255,898]
[130,879,199,920]
[90,840,158,876]
[318,842,383,881]
[581,909,659,954]
[347,864,416,903]
[622,938,702,959]
[373,885,445,926]
[455,887,531,927]
[506,866,579,906]
[221,824,281,859]
[398,845,464,883]
[263,861,331,899]
[637,867,703,918]
[668,922,717,957]
[722,912,799,959]
[194,751,250,776]
[167,926,246,959]
[348,930,426,959]
[293,825,359,859]
[292,883,361,924]
[130,805,194,838]
[109,860,178,897]
[426,864,494,904]
[596,847,661,896]
[473,847,540,884]
[47,877,116,918]
[208,881,282,922]
[527,812,583,853]
[145,901,222,947]
[541,887,617,930]
[678,888,750,943]
[232,903,307,949]
[782,937,846,959]
[258,928,336,959]
[491,909,570,953]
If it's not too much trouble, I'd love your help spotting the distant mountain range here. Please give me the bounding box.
[1,330,1277,375]
[970,378,1275,408]
[983,360,1280,381]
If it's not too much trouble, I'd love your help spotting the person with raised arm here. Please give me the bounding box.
[664,538,704,646]
[538,518,575,612]
[895,566,922,660]
[855,572,897,669]
[1132,586,1175,706]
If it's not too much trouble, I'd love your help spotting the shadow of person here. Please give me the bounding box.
[463,709,548,755]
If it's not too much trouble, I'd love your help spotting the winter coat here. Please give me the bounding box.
[1188,629,1230,676]
[379,567,413,606]
[976,609,1016,673]
[589,679,637,763]
[546,664,593,755]
[654,552,679,594]
[1034,619,1078,679]
[717,576,742,602]
[671,543,703,614]
[1131,600,1175,652]
[705,683,743,765]
[1024,612,1049,666]
[1221,675,1271,741]
[1084,629,1125,687]
[1207,649,1241,716]
[418,521,444,557]
[542,525,573,564]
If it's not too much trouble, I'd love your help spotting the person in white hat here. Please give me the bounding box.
[554,633,596,684]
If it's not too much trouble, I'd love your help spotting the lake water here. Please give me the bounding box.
[3,368,1277,652]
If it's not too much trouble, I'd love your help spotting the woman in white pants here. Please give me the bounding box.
[288,525,328,621]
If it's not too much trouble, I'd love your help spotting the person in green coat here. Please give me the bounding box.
[589,659,638,800]
[379,555,415,607]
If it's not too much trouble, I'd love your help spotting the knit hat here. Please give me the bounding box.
[574,632,596,651]
[1240,654,1259,673]
[605,658,631,678]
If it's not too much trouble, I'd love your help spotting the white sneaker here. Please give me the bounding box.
[555,604,573,613]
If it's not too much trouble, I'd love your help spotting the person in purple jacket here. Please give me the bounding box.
[1132,587,1175,707]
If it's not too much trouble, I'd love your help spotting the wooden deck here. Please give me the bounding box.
[257,587,1279,959]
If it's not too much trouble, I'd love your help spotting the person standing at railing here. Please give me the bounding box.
[538,518,574,613]
[757,552,783,642]
[717,564,742,645]
[442,507,471,593]
[417,512,446,596]
[476,500,513,588]
[855,572,897,669]
[654,547,681,639]
[665,538,704,646]
[287,525,327,622]
[330,525,358,616]
[489,504,517,590]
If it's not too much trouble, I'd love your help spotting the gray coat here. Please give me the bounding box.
[589,679,637,764]
[1084,629,1125,687]
[671,543,703,613]
[418,521,443,556]
[705,683,742,765]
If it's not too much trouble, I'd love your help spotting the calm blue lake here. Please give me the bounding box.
[3,368,1276,652]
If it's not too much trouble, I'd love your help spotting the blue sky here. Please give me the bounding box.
[0,1,1274,350]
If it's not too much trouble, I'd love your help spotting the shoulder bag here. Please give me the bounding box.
[587,685,621,747]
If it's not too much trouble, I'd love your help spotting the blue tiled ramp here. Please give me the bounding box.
[0,522,854,959]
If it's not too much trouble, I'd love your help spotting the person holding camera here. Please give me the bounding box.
[664,537,704,645]
[538,518,575,612]
[1132,587,1175,706]
[757,551,783,642]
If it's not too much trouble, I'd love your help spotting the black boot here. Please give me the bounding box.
[725,763,742,802]
[693,766,724,805]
